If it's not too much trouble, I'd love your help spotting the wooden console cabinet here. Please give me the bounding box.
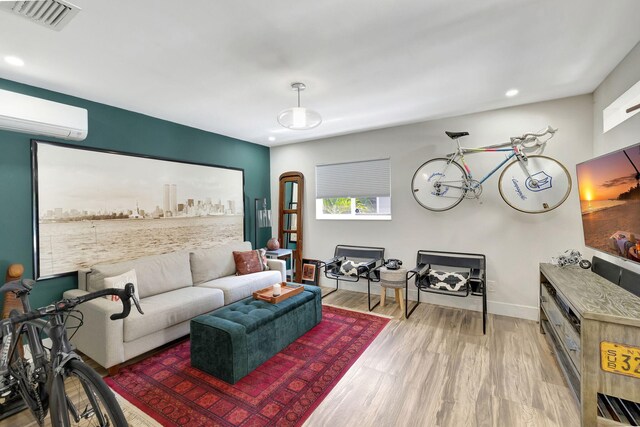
[539,263,640,426]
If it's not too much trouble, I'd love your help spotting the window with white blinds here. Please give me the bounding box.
[315,158,391,220]
[316,158,390,198]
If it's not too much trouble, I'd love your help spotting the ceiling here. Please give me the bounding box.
[1,1,640,147]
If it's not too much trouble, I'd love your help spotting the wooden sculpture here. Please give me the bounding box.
[2,263,24,318]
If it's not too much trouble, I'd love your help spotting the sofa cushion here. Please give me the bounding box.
[198,270,282,305]
[233,249,269,275]
[88,251,193,299]
[123,286,224,342]
[190,241,252,284]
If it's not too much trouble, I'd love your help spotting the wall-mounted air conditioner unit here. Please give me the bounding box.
[0,89,88,141]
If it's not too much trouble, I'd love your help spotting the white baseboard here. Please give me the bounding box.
[324,281,539,321]
[487,301,539,321]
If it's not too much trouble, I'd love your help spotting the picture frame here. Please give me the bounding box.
[32,140,245,279]
[301,258,321,285]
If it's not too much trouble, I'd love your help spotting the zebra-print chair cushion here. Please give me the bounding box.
[339,259,369,276]
[427,269,469,292]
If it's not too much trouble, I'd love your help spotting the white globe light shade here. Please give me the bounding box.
[277,107,322,130]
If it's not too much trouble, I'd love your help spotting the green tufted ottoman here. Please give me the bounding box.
[190,284,322,384]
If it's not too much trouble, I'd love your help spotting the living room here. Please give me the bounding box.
[1,1,640,426]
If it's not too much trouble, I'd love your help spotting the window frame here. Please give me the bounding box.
[315,196,392,221]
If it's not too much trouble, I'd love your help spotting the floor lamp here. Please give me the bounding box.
[255,198,271,249]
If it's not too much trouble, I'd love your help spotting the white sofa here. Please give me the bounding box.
[63,241,285,372]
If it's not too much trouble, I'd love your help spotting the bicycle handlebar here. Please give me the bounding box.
[109,283,144,320]
[511,125,557,147]
[0,281,144,330]
[457,126,558,153]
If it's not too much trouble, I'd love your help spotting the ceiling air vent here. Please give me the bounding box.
[0,0,81,31]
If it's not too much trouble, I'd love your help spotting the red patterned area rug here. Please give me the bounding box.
[105,305,389,426]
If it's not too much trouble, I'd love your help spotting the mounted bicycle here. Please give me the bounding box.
[0,279,143,426]
[411,126,572,213]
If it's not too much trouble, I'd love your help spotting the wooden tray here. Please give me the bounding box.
[253,283,303,303]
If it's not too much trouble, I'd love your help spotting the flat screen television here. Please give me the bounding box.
[576,142,640,264]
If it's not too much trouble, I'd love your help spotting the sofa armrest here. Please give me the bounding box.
[77,268,91,291]
[267,259,286,282]
[63,289,125,369]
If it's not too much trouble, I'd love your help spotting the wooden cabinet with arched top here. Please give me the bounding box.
[278,172,304,283]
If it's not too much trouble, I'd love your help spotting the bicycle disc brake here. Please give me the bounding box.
[464,180,483,199]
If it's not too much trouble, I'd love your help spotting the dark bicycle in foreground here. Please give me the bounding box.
[0,279,143,426]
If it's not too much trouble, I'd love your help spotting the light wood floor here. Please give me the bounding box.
[1,288,580,427]
[306,289,580,427]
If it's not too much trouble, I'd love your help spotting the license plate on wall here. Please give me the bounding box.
[600,341,640,379]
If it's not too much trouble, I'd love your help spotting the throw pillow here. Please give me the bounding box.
[427,269,469,292]
[103,269,140,302]
[257,248,270,271]
[233,250,269,276]
[339,259,368,276]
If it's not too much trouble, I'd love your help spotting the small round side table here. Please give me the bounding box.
[379,266,407,318]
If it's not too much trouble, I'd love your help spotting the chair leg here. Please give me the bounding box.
[406,280,420,319]
[321,278,340,299]
[482,283,487,334]
[368,277,380,312]
[380,286,386,307]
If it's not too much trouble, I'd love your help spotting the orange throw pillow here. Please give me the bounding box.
[233,249,269,275]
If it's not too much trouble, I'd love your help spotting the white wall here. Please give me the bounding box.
[271,95,592,320]
[593,42,640,154]
[587,42,640,273]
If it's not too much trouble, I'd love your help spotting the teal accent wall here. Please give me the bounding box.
[0,78,271,309]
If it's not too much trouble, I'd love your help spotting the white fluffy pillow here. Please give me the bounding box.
[103,269,140,302]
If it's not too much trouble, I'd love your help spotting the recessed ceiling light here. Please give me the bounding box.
[268,136,276,142]
[505,89,519,97]
[4,56,25,67]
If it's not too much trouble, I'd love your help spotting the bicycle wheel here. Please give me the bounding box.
[411,158,468,211]
[498,155,572,213]
[50,359,126,427]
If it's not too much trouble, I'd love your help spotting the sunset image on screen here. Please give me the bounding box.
[576,143,640,262]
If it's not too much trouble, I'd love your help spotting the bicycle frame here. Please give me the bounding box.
[0,291,53,424]
[447,140,529,186]
[0,292,50,382]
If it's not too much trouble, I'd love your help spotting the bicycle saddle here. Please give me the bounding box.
[445,131,469,139]
[0,278,34,295]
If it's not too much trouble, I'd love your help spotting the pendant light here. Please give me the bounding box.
[277,82,322,130]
